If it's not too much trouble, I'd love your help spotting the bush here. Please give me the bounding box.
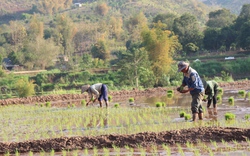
[225,112,235,120]
[15,79,36,97]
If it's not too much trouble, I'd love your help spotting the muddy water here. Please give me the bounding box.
[6,90,250,156]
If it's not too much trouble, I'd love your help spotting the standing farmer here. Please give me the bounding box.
[81,83,109,107]
[177,61,205,121]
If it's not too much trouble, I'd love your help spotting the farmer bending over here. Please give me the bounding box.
[203,80,219,115]
[177,61,205,121]
[81,83,109,107]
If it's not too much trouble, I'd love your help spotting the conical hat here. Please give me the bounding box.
[81,85,90,93]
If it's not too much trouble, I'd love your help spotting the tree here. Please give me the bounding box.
[173,13,203,52]
[91,38,110,61]
[152,13,177,31]
[95,2,109,16]
[116,42,152,88]
[54,14,77,56]
[237,21,250,50]
[234,4,250,31]
[24,38,61,69]
[203,28,222,50]
[28,14,44,40]
[141,22,181,86]
[206,9,236,28]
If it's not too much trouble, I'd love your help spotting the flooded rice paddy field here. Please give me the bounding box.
[1,88,250,155]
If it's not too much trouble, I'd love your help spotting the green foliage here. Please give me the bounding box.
[45,102,51,107]
[216,95,222,104]
[81,100,86,106]
[179,111,186,118]
[114,103,120,108]
[225,112,236,120]
[184,114,192,120]
[238,90,246,98]
[129,97,134,103]
[245,114,250,120]
[15,78,36,97]
[108,95,112,102]
[155,102,162,107]
[228,96,234,105]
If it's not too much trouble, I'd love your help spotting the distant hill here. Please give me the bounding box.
[199,0,250,14]
[0,0,219,24]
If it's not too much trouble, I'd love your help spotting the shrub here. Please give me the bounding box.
[228,96,234,105]
[225,112,235,120]
[184,114,192,120]
[179,111,186,118]
[15,79,36,97]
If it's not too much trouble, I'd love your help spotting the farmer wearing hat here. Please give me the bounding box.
[81,83,109,107]
[177,61,204,121]
[202,80,219,115]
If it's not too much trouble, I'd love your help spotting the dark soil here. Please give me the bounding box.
[1,80,250,154]
[0,127,250,154]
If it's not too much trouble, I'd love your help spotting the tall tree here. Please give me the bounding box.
[206,8,236,28]
[141,22,181,85]
[116,43,152,88]
[28,14,44,40]
[173,13,203,52]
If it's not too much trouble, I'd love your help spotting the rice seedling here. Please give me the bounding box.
[81,99,86,106]
[225,112,236,121]
[167,90,174,98]
[103,147,109,156]
[216,95,222,104]
[129,97,134,103]
[45,101,51,107]
[228,96,234,105]
[179,111,186,118]
[238,90,246,98]
[244,114,250,120]
[50,149,55,156]
[218,88,223,95]
[114,103,120,108]
[184,114,192,120]
[155,102,162,107]
[108,95,113,102]
[162,144,171,156]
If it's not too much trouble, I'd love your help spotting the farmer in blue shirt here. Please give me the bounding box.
[177,61,205,121]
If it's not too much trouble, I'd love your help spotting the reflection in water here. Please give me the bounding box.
[207,108,218,121]
[87,109,109,128]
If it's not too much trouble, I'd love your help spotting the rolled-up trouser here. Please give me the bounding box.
[191,92,204,114]
[98,84,108,102]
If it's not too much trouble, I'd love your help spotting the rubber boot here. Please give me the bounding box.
[198,113,203,120]
[192,113,198,121]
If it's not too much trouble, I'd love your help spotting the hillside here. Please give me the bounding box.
[0,0,219,24]
[199,0,250,14]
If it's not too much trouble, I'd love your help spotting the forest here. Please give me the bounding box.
[0,1,249,97]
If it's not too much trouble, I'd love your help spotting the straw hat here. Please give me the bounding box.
[81,85,90,93]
